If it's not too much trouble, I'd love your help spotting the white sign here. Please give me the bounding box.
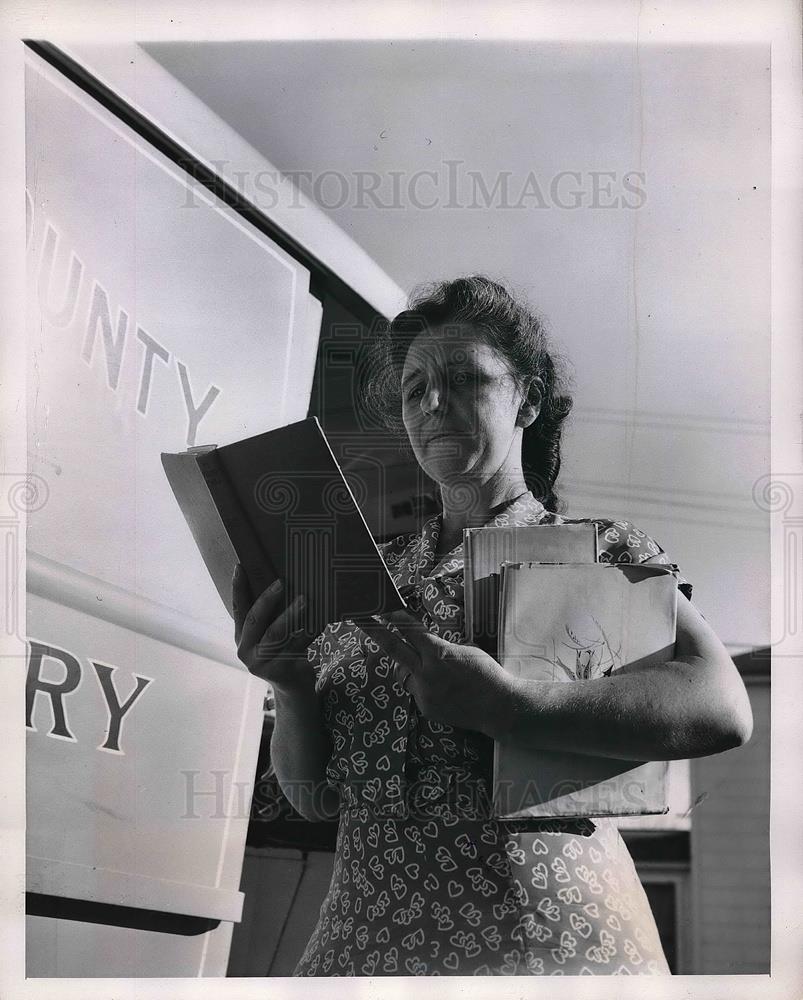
[26,53,321,630]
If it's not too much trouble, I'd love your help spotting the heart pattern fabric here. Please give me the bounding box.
[274,493,688,976]
[294,810,671,976]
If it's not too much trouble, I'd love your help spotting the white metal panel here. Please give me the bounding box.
[24,49,314,976]
[26,913,234,977]
[26,591,265,911]
[59,40,407,318]
[25,49,320,635]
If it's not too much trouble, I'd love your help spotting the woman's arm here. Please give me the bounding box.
[270,676,341,822]
[485,594,754,761]
[365,596,753,763]
[233,566,340,822]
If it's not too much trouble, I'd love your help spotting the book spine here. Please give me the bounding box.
[464,529,475,643]
[195,449,278,598]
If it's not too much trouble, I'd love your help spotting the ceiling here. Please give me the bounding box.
[143,39,770,424]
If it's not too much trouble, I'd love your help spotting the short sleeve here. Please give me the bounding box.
[593,518,693,602]
[376,537,395,561]
[375,532,415,574]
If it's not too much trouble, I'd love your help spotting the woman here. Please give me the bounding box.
[234,276,753,976]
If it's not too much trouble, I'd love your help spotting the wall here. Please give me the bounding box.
[689,672,770,973]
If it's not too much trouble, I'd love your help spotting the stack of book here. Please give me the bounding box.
[464,523,678,820]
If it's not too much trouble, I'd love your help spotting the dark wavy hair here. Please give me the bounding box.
[363,275,574,513]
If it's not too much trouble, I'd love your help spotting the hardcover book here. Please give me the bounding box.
[493,561,678,819]
[161,416,408,638]
[463,522,598,655]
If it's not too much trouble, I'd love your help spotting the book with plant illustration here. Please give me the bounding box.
[493,561,678,819]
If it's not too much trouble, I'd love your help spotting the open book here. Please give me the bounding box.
[161,416,407,638]
[493,561,678,819]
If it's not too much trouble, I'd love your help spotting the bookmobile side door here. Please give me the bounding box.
[24,47,322,977]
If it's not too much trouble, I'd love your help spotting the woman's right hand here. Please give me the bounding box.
[232,564,314,689]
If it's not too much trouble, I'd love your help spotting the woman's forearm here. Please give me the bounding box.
[485,654,753,762]
[483,589,753,761]
[270,677,340,821]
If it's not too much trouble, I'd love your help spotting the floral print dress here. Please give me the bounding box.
[273,492,692,976]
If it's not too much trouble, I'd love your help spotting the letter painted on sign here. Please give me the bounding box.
[176,359,221,448]
[82,280,129,390]
[38,222,84,328]
[91,661,153,755]
[136,327,170,415]
[26,639,82,741]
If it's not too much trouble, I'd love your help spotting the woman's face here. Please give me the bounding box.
[400,324,531,487]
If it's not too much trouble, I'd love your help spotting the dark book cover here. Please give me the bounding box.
[162,417,407,637]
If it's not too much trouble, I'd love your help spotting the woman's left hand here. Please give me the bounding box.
[358,609,515,735]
